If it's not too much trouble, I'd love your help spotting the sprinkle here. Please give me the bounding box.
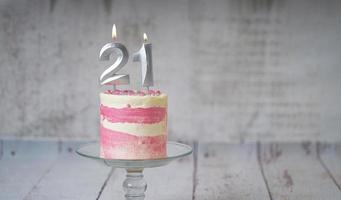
[137,91,146,96]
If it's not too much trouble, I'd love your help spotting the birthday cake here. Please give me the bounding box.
[99,90,167,159]
[97,24,166,159]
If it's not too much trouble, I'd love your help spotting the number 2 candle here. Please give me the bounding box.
[99,24,130,90]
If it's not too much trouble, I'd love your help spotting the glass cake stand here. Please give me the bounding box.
[76,141,192,200]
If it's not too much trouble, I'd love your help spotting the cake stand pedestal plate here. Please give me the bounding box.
[76,142,192,200]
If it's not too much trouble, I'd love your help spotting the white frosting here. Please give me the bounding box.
[101,118,167,137]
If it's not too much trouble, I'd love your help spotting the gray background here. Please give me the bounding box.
[0,0,340,142]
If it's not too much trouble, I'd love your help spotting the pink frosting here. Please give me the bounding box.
[100,105,166,124]
[100,126,167,159]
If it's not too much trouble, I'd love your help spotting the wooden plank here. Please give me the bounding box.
[259,142,341,199]
[0,140,59,200]
[195,143,270,200]
[318,142,341,191]
[23,141,113,200]
[100,142,194,200]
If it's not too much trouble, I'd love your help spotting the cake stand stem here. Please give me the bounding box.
[123,168,147,200]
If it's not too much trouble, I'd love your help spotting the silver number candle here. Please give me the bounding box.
[99,24,130,90]
[133,33,154,90]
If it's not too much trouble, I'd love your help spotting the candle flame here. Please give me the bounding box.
[112,24,117,41]
[143,33,148,43]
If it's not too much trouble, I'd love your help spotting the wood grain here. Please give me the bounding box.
[318,142,341,192]
[22,141,113,200]
[259,142,341,199]
[195,143,270,200]
[0,140,59,199]
[2,140,341,199]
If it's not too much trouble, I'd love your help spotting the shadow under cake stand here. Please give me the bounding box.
[76,141,192,200]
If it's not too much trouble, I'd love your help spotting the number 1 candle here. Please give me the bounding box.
[133,33,154,91]
[99,24,130,90]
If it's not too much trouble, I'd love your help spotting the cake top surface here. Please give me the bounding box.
[104,89,163,97]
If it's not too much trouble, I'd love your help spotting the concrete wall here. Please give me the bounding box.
[1,0,341,142]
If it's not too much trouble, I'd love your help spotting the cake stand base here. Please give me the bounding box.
[76,142,192,200]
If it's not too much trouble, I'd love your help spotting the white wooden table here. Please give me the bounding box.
[0,140,340,200]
